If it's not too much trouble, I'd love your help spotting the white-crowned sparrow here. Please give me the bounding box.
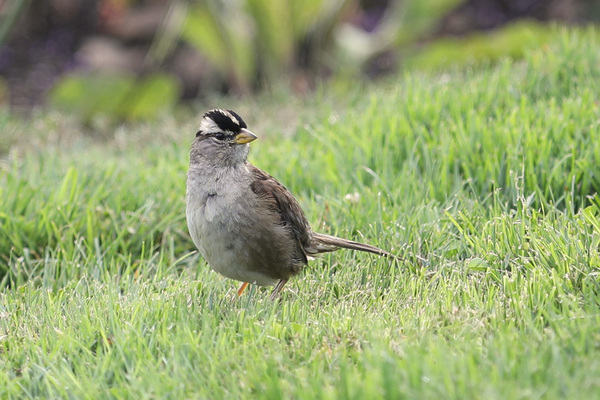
[186,109,397,299]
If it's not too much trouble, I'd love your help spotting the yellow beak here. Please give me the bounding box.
[234,128,258,144]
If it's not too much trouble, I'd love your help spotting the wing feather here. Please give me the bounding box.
[248,163,311,264]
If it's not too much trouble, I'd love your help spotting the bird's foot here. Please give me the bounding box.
[237,282,249,297]
[269,279,289,301]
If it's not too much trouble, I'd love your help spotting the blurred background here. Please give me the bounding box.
[1,0,599,124]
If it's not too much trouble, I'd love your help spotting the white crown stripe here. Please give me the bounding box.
[216,109,240,125]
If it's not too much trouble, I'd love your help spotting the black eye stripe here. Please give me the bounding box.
[211,131,237,141]
[194,131,236,142]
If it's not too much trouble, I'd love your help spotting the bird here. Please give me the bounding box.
[186,108,398,300]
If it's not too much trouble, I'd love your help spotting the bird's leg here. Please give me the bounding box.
[269,279,289,301]
[237,282,249,296]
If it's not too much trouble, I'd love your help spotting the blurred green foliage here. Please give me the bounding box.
[181,0,462,87]
[45,0,463,124]
[395,0,462,44]
[407,21,580,69]
[49,73,180,124]
[43,0,586,123]
[181,0,351,92]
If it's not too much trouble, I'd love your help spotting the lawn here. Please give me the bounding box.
[1,29,600,399]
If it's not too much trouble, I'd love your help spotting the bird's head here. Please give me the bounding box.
[191,109,257,167]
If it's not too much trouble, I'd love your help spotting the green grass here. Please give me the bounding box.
[1,28,600,398]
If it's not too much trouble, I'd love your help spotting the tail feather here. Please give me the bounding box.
[308,232,397,259]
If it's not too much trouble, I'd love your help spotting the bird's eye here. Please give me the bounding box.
[214,133,226,140]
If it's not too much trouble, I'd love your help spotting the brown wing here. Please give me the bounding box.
[247,163,312,264]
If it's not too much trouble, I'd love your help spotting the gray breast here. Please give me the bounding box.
[186,168,292,286]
